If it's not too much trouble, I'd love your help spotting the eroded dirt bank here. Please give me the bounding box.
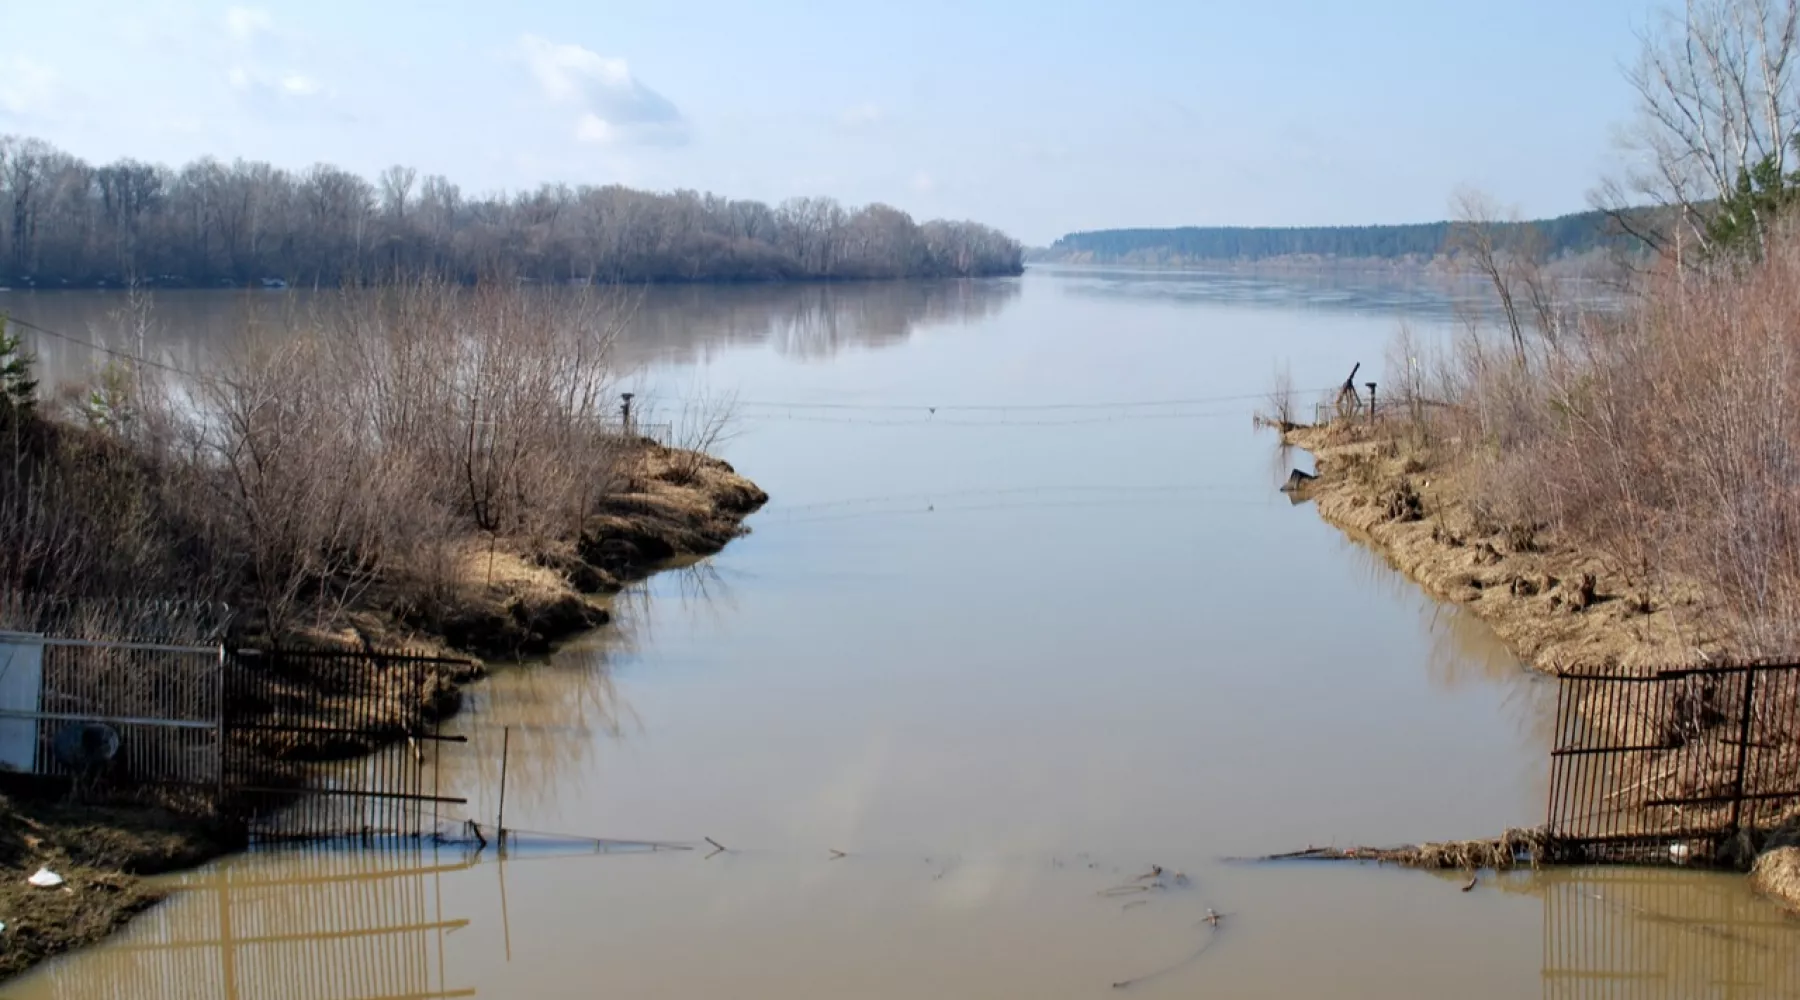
[0,440,765,983]
[1283,422,1800,908]
[1283,424,1718,676]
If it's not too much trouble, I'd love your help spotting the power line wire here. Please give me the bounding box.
[675,387,1342,413]
[736,407,1261,427]
[7,313,1352,423]
[3,313,213,381]
[768,482,1263,516]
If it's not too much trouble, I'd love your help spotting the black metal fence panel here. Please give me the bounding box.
[1547,663,1800,864]
[223,648,469,842]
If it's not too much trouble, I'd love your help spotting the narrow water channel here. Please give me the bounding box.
[6,269,1800,999]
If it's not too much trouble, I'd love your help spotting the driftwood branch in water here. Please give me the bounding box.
[1111,911,1227,990]
[1249,828,1550,871]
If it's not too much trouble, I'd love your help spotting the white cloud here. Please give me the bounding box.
[575,113,616,144]
[221,9,328,110]
[518,34,686,146]
[839,102,885,128]
[280,74,321,96]
[0,56,57,116]
[225,7,273,43]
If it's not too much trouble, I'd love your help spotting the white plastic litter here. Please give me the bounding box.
[27,867,64,888]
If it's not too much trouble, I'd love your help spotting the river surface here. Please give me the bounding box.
[4,269,1800,998]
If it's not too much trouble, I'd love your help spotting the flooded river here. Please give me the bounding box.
[4,269,1800,998]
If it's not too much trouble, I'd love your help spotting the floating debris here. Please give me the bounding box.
[1252,828,1549,871]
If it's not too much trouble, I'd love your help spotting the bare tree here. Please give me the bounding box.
[0,132,1022,285]
[379,165,417,221]
[1448,188,1530,362]
[1604,0,1800,260]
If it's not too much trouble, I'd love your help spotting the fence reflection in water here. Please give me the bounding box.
[34,843,475,1000]
[1542,868,1800,1000]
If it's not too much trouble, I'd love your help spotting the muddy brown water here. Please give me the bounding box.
[6,269,1800,998]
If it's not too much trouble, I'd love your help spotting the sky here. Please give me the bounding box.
[3,0,1662,244]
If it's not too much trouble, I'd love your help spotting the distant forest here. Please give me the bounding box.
[0,134,1023,288]
[1033,209,1642,265]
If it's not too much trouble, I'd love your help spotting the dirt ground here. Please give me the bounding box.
[1283,423,1724,677]
[0,796,234,981]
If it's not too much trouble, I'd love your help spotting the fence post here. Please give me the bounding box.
[620,393,636,436]
[496,725,510,847]
[1729,670,1758,837]
[215,644,227,810]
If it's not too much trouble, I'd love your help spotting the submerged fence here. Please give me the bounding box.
[1546,663,1800,864]
[224,648,470,841]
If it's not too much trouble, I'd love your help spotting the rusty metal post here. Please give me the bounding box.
[1729,670,1757,837]
[496,725,511,845]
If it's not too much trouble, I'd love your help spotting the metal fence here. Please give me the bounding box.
[0,633,223,795]
[223,648,470,841]
[0,588,235,644]
[1547,663,1800,864]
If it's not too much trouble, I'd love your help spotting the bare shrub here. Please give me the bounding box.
[7,278,641,640]
[652,390,739,485]
[1434,219,1800,654]
[1257,361,1296,429]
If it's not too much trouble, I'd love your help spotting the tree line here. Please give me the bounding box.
[1033,208,1649,265]
[0,135,1023,288]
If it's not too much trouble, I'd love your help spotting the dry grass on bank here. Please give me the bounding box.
[1382,226,1800,661]
[1292,222,1800,672]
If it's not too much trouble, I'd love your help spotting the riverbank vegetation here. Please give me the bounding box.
[1291,0,1800,666]
[0,278,765,655]
[1032,207,1644,267]
[0,134,1022,287]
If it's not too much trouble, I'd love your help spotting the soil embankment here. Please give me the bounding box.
[1283,423,1716,676]
[0,439,765,983]
[1282,422,1800,906]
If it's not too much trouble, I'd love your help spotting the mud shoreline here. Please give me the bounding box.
[0,440,766,984]
[1281,423,1800,908]
[1282,424,1716,677]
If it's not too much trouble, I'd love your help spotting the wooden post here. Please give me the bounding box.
[1365,382,1378,422]
[620,393,636,436]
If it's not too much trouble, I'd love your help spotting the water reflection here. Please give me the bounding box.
[20,848,1800,1000]
[1537,869,1800,999]
[442,646,639,830]
[10,844,476,1000]
[1331,531,1562,789]
[3,278,1025,390]
[1045,264,1495,323]
[614,278,1022,367]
